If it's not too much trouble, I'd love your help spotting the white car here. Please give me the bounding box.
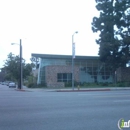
[9,82,16,88]
[4,82,9,86]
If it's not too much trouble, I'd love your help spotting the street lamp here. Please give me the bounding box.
[72,31,78,90]
[11,39,22,89]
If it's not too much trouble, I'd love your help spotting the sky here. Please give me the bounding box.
[0,0,99,68]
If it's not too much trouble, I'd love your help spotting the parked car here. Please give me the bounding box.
[4,82,9,86]
[1,81,9,85]
[6,81,12,86]
[9,82,16,88]
[1,82,5,85]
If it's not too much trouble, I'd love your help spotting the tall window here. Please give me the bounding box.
[57,73,72,82]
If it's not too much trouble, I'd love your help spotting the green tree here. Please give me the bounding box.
[115,0,130,67]
[4,53,20,81]
[3,52,34,82]
[92,0,130,71]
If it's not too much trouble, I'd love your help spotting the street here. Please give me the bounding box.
[0,84,130,130]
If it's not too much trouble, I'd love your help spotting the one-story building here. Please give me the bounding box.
[31,53,113,87]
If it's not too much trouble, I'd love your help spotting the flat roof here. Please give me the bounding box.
[31,53,99,60]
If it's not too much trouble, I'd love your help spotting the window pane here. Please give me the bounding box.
[58,79,62,82]
[57,73,62,79]
[68,73,72,80]
[57,73,62,82]
[62,73,67,82]
[57,73,72,82]
[63,79,67,82]
[63,73,67,79]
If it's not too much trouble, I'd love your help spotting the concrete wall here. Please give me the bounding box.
[45,65,79,88]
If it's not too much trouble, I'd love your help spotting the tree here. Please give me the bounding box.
[30,57,39,69]
[116,0,130,67]
[3,52,34,82]
[0,68,6,81]
[92,0,130,71]
[4,53,20,81]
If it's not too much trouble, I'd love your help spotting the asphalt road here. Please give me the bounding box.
[0,84,130,130]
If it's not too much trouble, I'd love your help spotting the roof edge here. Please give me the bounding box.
[31,53,99,59]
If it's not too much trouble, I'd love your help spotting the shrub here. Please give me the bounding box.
[116,82,130,87]
[65,82,72,87]
[37,82,47,88]
[28,83,36,88]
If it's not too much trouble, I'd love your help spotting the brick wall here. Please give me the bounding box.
[45,65,80,88]
[116,67,130,82]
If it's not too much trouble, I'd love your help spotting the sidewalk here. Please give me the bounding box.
[15,86,130,92]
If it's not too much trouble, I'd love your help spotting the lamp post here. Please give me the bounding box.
[11,39,22,89]
[72,31,78,90]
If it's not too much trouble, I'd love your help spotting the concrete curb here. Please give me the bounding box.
[15,89,26,91]
[55,87,130,92]
[15,89,32,92]
[14,87,130,92]
[56,89,111,92]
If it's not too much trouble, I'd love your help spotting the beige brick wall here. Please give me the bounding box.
[45,65,79,88]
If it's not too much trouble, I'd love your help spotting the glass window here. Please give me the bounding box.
[63,73,67,79]
[57,73,72,82]
[57,74,62,82]
[87,67,92,74]
[63,73,67,82]
[80,61,86,67]
[58,73,62,79]
[75,61,80,66]
[66,60,71,65]
[67,73,72,80]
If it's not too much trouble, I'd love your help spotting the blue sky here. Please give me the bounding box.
[0,0,99,68]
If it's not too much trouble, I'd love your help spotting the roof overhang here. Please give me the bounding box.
[31,53,99,60]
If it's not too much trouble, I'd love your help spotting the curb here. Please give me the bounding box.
[14,88,130,92]
[56,89,111,92]
[15,89,32,92]
[15,89,26,91]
